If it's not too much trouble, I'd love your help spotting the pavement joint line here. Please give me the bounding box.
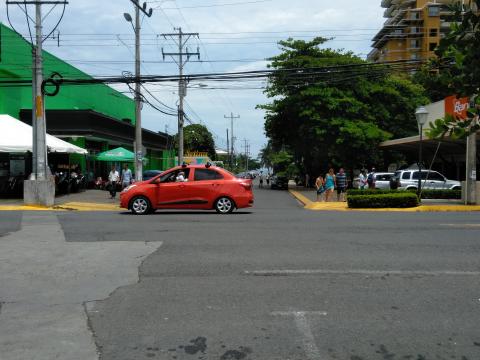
[288,189,480,212]
[245,269,480,276]
[270,310,326,360]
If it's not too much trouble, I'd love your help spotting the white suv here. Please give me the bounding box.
[391,170,461,190]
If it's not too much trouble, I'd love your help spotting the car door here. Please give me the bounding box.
[156,168,192,208]
[186,168,224,208]
[428,171,448,189]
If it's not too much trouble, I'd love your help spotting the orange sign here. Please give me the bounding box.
[445,95,469,119]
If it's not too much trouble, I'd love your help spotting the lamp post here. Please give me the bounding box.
[415,106,429,198]
[124,1,152,182]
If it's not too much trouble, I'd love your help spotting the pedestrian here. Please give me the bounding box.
[336,168,348,202]
[324,168,336,202]
[259,172,264,188]
[358,169,367,190]
[176,171,187,182]
[107,165,120,199]
[367,167,376,189]
[315,174,326,202]
[121,163,133,190]
[266,174,270,186]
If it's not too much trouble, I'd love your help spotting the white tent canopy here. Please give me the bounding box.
[0,114,87,154]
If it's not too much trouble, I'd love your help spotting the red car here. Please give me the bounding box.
[120,164,254,215]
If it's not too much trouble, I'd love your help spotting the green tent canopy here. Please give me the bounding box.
[96,147,135,162]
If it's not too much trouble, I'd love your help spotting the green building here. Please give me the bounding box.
[0,23,175,179]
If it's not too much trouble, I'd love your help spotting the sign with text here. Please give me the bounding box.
[445,95,469,120]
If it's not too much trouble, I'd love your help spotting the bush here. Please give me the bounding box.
[347,188,461,200]
[347,193,419,209]
[420,189,461,199]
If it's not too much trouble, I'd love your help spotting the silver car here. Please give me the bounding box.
[391,170,461,190]
[371,172,394,190]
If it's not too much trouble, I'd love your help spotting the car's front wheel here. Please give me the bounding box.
[215,197,235,214]
[130,196,151,215]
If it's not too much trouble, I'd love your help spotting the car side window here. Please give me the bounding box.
[194,169,223,181]
[429,172,445,181]
[377,174,391,181]
[160,169,190,183]
[402,172,411,180]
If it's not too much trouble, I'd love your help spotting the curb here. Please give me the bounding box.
[288,190,480,212]
[0,201,121,212]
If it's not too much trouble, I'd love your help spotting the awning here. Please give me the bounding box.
[96,147,135,162]
[0,114,88,154]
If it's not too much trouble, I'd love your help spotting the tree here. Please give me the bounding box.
[177,124,216,160]
[258,38,428,178]
[427,0,480,139]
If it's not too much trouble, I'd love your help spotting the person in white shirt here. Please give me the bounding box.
[121,164,133,189]
[176,171,187,182]
[108,165,120,199]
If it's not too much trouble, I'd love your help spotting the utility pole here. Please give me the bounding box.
[124,1,153,181]
[243,138,250,171]
[161,28,200,165]
[6,0,68,206]
[224,112,240,168]
[226,129,229,165]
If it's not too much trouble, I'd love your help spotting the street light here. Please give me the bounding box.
[415,106,429,198]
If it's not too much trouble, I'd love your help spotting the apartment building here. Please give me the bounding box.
[368,0,457,62]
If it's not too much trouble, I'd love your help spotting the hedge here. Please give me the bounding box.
[347,188,461,199]
[347,193,419,209]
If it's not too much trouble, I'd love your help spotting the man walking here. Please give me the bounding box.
[121,164,133,190]
[336,168,348,202]
[108,165,120,199]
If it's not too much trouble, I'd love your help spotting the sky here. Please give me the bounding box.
[0,0,385,158]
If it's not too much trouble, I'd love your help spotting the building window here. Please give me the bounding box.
[429,42,437,51]
[428,6,440,17]
[429,28,438,37]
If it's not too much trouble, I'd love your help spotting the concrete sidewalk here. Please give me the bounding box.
[289,187,480,212]
[0,189,121,211]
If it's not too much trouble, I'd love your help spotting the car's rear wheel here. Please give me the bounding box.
[215,197,234,214]
[130,196,151,215]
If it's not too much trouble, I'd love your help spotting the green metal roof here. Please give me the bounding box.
[0,23,135,123]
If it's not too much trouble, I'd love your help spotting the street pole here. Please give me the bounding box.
[178,28,184,165]
[161,28,200,165]
[134,4,143,181]
[465,132,477,204]
[34,3,47,180]
[226,128,229,165]
[417,124,423,199]
[224,112,240,168]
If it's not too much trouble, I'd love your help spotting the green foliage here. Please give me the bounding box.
[347,193,419,209]
[176,124,216,159]
[347,188,461,199]
[424,1,480,139]
[270,150,296,178]
[259,38,428,178]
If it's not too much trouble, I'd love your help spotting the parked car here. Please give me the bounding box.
[270,175,289,190]
[120,164,254,215]
[369,172,394,189]
[236,172,254,179]
[390,170,461,190]
[143,170,162,181]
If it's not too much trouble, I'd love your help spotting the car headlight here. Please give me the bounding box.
[122,184,137,192]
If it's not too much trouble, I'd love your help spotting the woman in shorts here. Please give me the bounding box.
[315,175,326,202]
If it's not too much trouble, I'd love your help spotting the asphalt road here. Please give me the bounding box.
[3,188,480,360]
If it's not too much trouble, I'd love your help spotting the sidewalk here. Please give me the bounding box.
[289,186,480,212]
[0,189,121,211]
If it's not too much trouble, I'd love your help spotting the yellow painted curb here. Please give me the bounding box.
[289,190,480,212]
[0,201,122,212]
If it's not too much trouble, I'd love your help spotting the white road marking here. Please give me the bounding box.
[440,223,480,228]
[271,311,327,360]
[246,269,480,276]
